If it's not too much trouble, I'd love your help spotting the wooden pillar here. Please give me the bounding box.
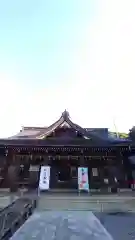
[121,149,131,188]
[115,148,126,188]
[0,154,8,188]
[79,149,84,167]
[79,156,85,167]
[29,165,40,189]
[28,154,39,188]
[7,149,18,192]
[43,156,50,165]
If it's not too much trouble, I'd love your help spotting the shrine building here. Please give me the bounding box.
[0,110,134,192]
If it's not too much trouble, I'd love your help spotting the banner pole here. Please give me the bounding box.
[38,187,40,197]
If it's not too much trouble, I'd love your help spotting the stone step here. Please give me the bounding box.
[37,195,135,212]
[37,194,135,200]
[37,203,133,212]
[40,188,133,194]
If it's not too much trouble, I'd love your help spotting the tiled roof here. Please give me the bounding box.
[8,110,125,143]
[9,129,41,139]
[9,126,48,139]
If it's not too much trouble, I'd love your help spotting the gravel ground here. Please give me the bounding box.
[95,212,135,240]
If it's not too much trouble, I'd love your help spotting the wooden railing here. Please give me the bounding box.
[0,198,37,239]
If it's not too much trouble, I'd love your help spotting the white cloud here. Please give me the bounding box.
[0,0,135,137]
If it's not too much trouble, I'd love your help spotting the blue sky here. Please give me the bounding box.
[0,0,135,137]
[0,0,95,87]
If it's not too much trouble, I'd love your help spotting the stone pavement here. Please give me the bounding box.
[8,192,135,239]
[11,211,113,240]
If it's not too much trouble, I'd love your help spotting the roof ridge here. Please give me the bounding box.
[23,126,47,130]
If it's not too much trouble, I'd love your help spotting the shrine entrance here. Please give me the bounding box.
[50,156,78,189]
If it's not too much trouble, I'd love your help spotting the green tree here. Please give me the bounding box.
[129,127,135,140]
[110,132,129,139]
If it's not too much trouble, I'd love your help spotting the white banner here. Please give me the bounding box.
[78,167,89,192]
[39,166,51,190]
